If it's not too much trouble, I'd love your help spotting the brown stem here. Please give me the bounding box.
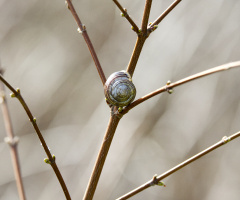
[116,131,240,199]
[65,0,106,85]
[0,75,71,200]
[83,109,121,200]
[126,36,146,77]
[112,0,139,33]
[0,72,26,200]
[151,0,182,27]
[123,61,240,114]
[141,0,152,32]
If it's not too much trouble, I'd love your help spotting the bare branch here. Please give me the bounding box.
[150,0,182,28]
[65,0,106,85]
[112,0,139,33]
[0,75,71,200]
[0,69,26,200]
[141,0,152,32]
[83,109,121,200]
[123,61,240,114]
[116,131,240,199]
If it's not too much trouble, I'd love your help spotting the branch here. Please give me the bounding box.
[141,0,152,32]
[83,108,122,200]
[123,61,240,114]
[65,0,106,85]
[116,131,240,199]
[112,0,139,33]
[0,69,26,200]
[150,0,182,28]
[0,75,71,200]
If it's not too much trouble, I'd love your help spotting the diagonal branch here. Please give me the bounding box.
[151,0,182,27]
[83,109,121,200]
[65,0,106,85]
[116,131,240,199]
[123,61,240,114]
[112,0,139,33]
[0,74,71,200]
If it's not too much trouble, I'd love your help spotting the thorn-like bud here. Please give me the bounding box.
[52,154,56,161]
[123,8,127,12]
[120,12,125,17]
[166,80,171,85]
[158,182,166,187]
[16,88,20,93]
[10,93,16,98]
[44,158,50,164]
[222,136,230,144]
[33,117,37,123]
[138,28,142,33]
[168,89,173,94]
[118,107,123,113]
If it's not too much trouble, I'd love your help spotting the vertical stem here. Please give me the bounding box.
[83,113,121,200]
[0,80,26,200]
[126,36,146,77]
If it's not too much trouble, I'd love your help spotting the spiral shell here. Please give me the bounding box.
[104,71,136,107]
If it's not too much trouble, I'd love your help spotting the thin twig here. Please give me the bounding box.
[150,0,182,27]
[0,75,71,200]
[116,131,240,199]
[112,0,139,33]
[123,61,240,114]
[83,109,121,200]
[0,70,26,200]
[141,0,152,33]
[65,0,106,85]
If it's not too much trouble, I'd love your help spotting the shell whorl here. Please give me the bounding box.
[104,71,136,107]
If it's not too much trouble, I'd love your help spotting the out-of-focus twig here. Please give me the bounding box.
[123,61,240,114]
[0,68,26,200]
[65,0,106,85]
[116,131,240,199]
[0,74,71,200]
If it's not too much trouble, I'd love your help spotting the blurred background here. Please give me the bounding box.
[0,0,240,199]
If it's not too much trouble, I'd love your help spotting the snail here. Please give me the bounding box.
[104,71,136,108]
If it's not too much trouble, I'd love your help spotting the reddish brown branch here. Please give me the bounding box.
[0,74,71,200]
[151,0,182,27]
[141,0,152,32]
[83,109,121,200]
[0,70,26,200]
[65,0,106,85]
[116,131,240,199]
[123,61,240,114]
[112,0,139,33]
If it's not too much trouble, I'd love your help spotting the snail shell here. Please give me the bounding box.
[104,71,136,107]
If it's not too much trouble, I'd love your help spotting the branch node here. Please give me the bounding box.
[65,0,71,10]
[150,174,166,187]
[165,81,173,94]
[0,91,5,104]
[44,154,56,165]
[111,106,123,119]
[77,25,86,34]
[4,136,20,147]
[222,136,231,144]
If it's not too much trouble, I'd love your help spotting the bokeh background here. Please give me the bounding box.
[0,0,240,199]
